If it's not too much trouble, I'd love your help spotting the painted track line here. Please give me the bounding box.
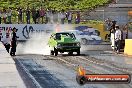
[16,59,42,88]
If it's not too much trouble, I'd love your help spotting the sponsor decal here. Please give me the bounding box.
[76,66,131,85]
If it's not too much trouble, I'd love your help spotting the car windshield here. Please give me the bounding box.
[76,31,83,35]
[55,33,76,40]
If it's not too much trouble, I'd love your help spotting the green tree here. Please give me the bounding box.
[0,0,109,11]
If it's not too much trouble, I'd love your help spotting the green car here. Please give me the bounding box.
[48,32,81,56]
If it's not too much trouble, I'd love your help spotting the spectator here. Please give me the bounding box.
[112,0,118,4]
[26,7,30,24]
[45,9,49,24]
[49,9,54,23]
[110,20,117,50]
[0,10,1,24]
[60,10,65,24]
[115,25,122,53]
[10,27,19,56]
[7,7,12,24]
[45,8,53,23]
[3,9,7,24]
[121,26,127,49]
[52,9,58,23]
[31,7,36,24]
[1,34,11,53]
[39,7,45,24]
[36,9,40,24]
[0,32,2,41]
[0,33,2,41]
[105,18,112,30]
[67,11,72,24]
[110,27,115,50]
[18,7,23,24]
[75,11,80,24]
[123,24,128,39]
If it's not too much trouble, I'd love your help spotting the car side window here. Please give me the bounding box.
[70,33,76,39]
[55,33,61,40]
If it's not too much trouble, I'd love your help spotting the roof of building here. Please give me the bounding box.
[109,4,132,8]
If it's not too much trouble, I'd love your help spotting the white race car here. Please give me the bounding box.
[65,30,102,45]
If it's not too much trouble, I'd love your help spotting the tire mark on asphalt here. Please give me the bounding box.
[15,57,68,88]
[15,58,43,88]
[44,55,132,88]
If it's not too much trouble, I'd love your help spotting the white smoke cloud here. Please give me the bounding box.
[16,24,75,55]
[16,32,51,55]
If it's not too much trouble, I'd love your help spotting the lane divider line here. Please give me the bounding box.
[16,59,43,88]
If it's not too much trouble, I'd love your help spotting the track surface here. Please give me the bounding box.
[14,50,132,88]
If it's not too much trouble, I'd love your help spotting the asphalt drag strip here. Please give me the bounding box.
[13,54,132,88]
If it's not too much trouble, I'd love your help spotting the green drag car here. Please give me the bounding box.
[48,32,81,56]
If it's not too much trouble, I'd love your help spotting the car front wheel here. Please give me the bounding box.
[68,52,73,55]
[54,48,58,56]
[50,50,54,55]
[77,49,80,56]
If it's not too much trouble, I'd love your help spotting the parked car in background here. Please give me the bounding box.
[65,30,102,45]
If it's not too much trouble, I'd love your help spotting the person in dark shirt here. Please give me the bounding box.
[75,12,80,24]
[36,9,40,24]
[31,7,36,24]
[26,7,30,24]
[18,7,23,23]
[10,27,19,56]
[0,10,2,24]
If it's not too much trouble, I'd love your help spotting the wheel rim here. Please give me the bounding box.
[81,39,87,45]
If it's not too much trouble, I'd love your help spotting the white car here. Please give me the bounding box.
[65,30,102,45]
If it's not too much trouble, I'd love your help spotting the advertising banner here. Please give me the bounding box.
[0,24,54,40]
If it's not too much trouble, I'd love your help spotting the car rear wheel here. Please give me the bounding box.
[81,38,87,45]
[54,48,58,56]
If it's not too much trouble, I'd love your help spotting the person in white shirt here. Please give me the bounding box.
[110,28,115,50]
[1,34,11,53]
[115,25,122,53]
[60,11,65,24]
[68,12,72,24]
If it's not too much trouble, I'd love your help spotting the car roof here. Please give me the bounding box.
[65,30,79,32]
[55,31,73,34]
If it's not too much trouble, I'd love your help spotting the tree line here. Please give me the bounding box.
[0,0,110,11]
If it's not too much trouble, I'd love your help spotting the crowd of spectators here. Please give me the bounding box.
[0,6,81,24]
[0,7,12,24]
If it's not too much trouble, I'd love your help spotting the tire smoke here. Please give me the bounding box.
[16,24,74,55]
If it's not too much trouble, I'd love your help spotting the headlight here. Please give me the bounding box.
[76,43,80,46]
